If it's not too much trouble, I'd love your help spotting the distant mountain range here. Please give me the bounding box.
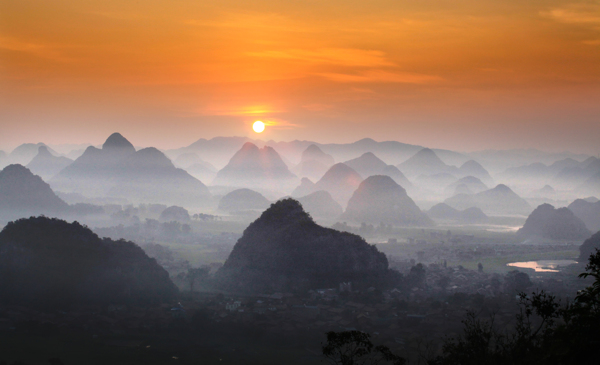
[51,133,211,207]
[212,142,297,191]
[445,184,532,216]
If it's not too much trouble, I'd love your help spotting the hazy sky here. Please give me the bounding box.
[1,0,599,153]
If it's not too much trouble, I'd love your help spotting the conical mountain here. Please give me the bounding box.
[530,184,557,199]
[427,203,460,220]
[344,152,388,178]
[213,142,296,189]
[102,132,136,153]
[216,198,390,293]
[398,148,451,178]
[445,184,531,215]
[8,143,59,166]
[517,204,590,240]
[292,144,333,181]
[459,207,488,223]
[568,199,600,232]
[313,163,363,206]
[51,133,210,206]
[297,190,343,219]
[291,177,315,197]
[579,231,600,262]
[341,175,433,226]
[445,176,488,195]
[458,160,493,185]
[427,203,487,223]
[301,144,334,166]
[218,188,270,213]
[0,164,69,219]
[26,146,73,180]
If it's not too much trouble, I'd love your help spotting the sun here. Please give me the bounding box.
[252,121,265,133]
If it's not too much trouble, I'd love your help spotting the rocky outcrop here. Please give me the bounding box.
[216,199,390,293]
[0,216,178,308]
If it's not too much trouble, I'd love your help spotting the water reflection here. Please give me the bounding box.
[507,260,577,272]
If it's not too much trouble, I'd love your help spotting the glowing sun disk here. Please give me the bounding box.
[253,121,265,133]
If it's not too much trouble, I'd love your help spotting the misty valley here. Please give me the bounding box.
[0,133,599,364]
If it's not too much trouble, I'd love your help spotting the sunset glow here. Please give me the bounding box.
[1,1,599,152]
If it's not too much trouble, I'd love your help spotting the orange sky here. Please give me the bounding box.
[1,0,599,153]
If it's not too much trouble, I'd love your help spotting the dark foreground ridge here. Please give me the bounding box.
[0,216,178,308]
[216,198,390,293]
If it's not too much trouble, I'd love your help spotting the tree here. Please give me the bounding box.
[432,249,600,365]
[322,330,405,365]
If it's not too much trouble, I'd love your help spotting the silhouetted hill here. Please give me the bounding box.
[517,204,590,240]
[568,199,600,232]
[342,152,413,189]
[167,136,255,170]
[159,206,191,222]
[344,152,388,178]
[301,144,335,166]
[531,185,556,198]
[26,146,73,180]
[213,142,296,189]
[427,203,460,220]
[445,176,488,195]
[8,143,59,166]
[579,231,600,262]
[216,199,390,293]
[0,216,178,308]
[341,175,433,226]
[297,190,343,219]
[51,133,211,206]
[291,177,315,197]
[313,163,363,206]
[427,203,488,223]
[398,148,455,178]
[218,188,270,213]
[445,184,532,215]
[0,164,69,219]
[458,160,493,185]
